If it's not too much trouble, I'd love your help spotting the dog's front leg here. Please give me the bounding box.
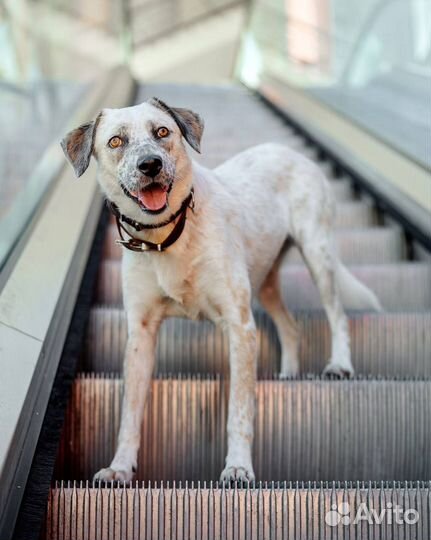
[220,303,257,484]
[93,314,161,482]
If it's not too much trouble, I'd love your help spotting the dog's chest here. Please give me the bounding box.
[152,256,206,318]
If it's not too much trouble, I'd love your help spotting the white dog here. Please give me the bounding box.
[61,98,381,483]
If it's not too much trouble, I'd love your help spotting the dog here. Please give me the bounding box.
[61,97,381,483]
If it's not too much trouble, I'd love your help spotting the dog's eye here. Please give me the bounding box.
[156,127,169,138]
[108,136,123,149]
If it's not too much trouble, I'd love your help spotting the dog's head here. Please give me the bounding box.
[61,98,204,222]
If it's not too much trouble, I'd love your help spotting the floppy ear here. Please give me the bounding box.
[149,97,204,153]
[60,114,101,177]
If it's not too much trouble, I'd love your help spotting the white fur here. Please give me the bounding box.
[336,262,382,311]
[66,102,381,484]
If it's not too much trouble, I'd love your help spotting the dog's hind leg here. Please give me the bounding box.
[297,232,354,378]
[259,251,299,376]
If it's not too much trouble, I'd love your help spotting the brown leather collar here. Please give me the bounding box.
[110,189,195,252]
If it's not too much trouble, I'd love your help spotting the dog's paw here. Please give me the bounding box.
[93,467,134,483]
[322,361,354,379]
[279,356,299,378]
[220,465,255,485]
[279,366,299,379]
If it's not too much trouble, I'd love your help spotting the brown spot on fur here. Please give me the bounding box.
[244,237,253,251]
[212,303,223,317]
[240,304,250,325]
[61,111,103,176]
[235,289,251,325]
[149,97,204,153]
[66,125,90,163]
[238,431,253,443]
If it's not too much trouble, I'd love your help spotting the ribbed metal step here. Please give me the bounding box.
[286,227,405,264]
[45,481,430,540]
[55,375,431,482]
[102,225,404,263]
[96,261,431,311]
[279,263,431,311]
[335,201,378,228]
[330,179,355,200]
[84,308,431,377]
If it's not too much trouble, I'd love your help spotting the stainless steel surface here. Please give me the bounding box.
[55,375,431,482]
[279,263,431,311]
[329,179,355,201]
[85,308,431,377]
[286,227,405,264]
[96,260,431,310]
[334,201,378,228]
[45,481,430,540]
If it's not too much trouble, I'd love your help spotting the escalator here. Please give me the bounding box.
[13,84,431,539]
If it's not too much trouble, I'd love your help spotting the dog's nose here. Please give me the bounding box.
[137,155,163,178]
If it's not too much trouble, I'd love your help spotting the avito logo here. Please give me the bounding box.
[325,502,419,526]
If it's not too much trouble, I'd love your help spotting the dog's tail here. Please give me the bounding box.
[336,262,382,311]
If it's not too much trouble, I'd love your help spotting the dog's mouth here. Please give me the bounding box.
[125,183,170,213]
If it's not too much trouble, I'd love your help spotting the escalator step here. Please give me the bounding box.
[96,261,431,311]
[335,201,377,228]
[55,376,431,482]
[102,225,404,263]
[329,179,355,200]
[84,308,431,377]
[279,263,431,311]
[286,227,405,264]
[45,481,430,540]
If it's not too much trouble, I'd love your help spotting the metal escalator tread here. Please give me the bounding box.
[84,308,431,377]
[96,260,431,311]
[103,224,405,263]
[46,481,430,540]
[328,179,354,200]
[335,201,378,228]
[285,227,405,263]
[55,375,431,482]
[280,263,431,311]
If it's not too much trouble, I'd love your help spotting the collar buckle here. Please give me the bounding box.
[189,189,195,213]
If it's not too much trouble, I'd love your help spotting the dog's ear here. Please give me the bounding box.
[60,113,102,177]
[149,97,204,153]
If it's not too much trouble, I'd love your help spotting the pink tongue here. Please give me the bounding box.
[137,186,167,211]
